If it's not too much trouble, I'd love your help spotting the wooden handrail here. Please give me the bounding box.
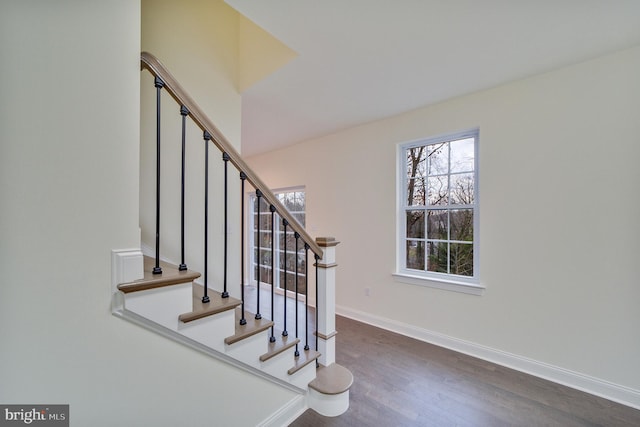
[140,52,322,257]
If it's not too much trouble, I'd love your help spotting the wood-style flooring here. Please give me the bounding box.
[290,315,640,427]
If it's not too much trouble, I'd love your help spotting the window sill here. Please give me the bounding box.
[392,272,485,296]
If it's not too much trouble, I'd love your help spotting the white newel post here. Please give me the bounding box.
[315,237,339,367]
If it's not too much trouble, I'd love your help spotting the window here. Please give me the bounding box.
[250,188,307,295]
[398,129,479,288]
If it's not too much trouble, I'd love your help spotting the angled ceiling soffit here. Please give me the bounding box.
[237,14,297,92]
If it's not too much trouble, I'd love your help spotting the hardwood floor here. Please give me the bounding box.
[290,315,640,427]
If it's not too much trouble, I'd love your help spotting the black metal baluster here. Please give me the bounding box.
[202,131,211,304]
[282,219,289,338]
[179,105,189,271]
[294,232,300,357]
[269,204,277,343]
[153,76,164,275]
[315,253,320,365]
[239,172,247,326]
[221,152,230,298]
[304,242,310,351]
[255,189,263,320]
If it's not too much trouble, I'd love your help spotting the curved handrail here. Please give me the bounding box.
[140,52,322,257]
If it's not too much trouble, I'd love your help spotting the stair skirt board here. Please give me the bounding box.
[121,283,193,330]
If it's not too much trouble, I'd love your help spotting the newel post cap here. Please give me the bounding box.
[316,237,340,247]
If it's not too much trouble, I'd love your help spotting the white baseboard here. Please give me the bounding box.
[336,304,640,410]
[257,394,308,427]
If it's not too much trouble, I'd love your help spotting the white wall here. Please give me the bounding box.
[247,46,640,404]
[0,1,296,425]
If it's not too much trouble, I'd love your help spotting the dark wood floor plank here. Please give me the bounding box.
[290,315,640,427]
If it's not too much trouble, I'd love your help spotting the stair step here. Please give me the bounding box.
[224,308,274,345]
[309,363,354,395]
[178,284,242,323]
[259,334,300,362]
[117,256,200,293]
[288,349,321,375]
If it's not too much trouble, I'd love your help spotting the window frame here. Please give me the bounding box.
[248,186,307,297]
[396,129,483,294]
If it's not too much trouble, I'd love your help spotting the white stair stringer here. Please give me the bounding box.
[115,284,317,391]
[112,292,309,396]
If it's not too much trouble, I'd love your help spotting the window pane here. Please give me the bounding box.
[293,212,305,226]
[427,210,448,240]
[296,192,305,210]
[260,249,271,266]
[450,138,474,173]
[406,146,427,179]
[428,142,448,175]
[400,131,477,281]
[406,240,425,270]
[450,243,473,276]
[427,176,448,206]
[450,209,473,242]
[406,210,424,238]
[259,213,271,230]
[450,173,474,205]
[407,177,426,206]
[427,241,448,273]
[296,252,306,274]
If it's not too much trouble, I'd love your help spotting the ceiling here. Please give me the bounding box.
[226,1,640,156]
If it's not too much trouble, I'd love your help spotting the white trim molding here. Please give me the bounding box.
[111,249,144,292]
[257,395,308,427]
[393,272,485,295]
[335,304,640,410]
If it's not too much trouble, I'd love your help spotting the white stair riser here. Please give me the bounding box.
[226,332,270,367]
[177,310,236,352]
[123,284,193,330]
[288,361,317,389]
[261,351,297,381]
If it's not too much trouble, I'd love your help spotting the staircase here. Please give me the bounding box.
[111,52,352,423]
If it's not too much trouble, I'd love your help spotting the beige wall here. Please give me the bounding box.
[0,1,296,425]
[247,46,640,400]
[140,0,244,297]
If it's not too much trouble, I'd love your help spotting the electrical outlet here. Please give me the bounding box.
[364,287,371,297]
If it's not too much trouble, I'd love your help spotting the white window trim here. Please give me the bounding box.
[395,129,483,295]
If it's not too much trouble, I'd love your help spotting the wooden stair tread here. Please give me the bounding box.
[224,308,274,345]
[259,334,300,362]
[309,363,354,395]
[178,284,242,323]
[288,349,321,375]
[117,256,200,293]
